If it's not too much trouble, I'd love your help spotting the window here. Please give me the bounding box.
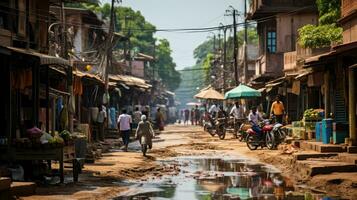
[267,31,276,53]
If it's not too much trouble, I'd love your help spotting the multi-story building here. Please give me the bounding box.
[248,0,318,85]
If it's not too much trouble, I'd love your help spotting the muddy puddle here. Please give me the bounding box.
[114,156,343,200]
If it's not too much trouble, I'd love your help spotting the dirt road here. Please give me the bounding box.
[21,124,356,200]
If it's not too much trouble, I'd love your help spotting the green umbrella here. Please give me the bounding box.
[226,187,250,199]
[225,84,261,99]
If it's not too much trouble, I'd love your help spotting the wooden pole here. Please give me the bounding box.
[349,68,356,145]
[324,71,330,118]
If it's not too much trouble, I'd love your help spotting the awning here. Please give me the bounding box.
[295,70,313,80]
[109,74,152,89]
[73,70,104,84]
[6,46,70,66]
[303,50,337,68]
[265,76,285,88]
[165,90,175,96]
[350,64,357,69]
[120,83,130,90]
[257,87,266,93]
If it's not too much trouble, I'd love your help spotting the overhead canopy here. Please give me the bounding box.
[4,46,70,66]
[225,84,261,99]
[73,70,104,84]
[186,102,201,106]
[194,88,224,100]
[109,74,152,90]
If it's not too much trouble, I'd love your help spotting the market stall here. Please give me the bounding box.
[0,46,80,183]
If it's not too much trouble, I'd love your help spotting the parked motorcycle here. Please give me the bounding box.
[215,117,227,140]
[203,112,216,137]
[266,123,287,149]
[237,122,251,142]
[246,120,273,150]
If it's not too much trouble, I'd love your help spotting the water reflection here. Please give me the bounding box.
[114,157,342,200]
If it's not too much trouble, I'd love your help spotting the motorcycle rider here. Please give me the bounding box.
[230,102,245,131]
[248,106,264,140]
[216,105,227,119]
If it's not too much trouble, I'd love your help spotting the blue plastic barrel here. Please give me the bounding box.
[322,119,333,144]
[315,122,322,142]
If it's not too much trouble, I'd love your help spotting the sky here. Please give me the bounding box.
[102,0,245,69]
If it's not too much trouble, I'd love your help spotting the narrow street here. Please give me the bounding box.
[21,125,357,200]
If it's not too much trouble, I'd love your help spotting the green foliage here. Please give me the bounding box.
[298,24,342,48]
[298,0,342,48]
[316,0,341,24]
[155,39,181,91]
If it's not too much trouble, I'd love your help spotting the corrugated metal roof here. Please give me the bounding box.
[6,46,70,66]
[109,74,152,89]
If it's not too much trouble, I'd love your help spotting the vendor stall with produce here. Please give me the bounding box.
[0,47,80,183]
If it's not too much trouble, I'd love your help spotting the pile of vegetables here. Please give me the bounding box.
[303,109,322,121]
[59,130,72,145]
[13,128,73,149]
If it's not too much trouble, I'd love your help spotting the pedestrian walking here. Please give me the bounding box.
[156,107,165,131]
[132,107,142,129]
[117,109,132,152]
[184,108,190,125]
[97,105,107,141]
[190,108,195,125]
[270,95,285,124]
[135,115,155,156]
[194,105,200,125]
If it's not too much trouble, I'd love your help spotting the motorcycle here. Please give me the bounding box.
[246,119,273,150]
[203,112,215,137]
[266,123,287,149]
[215,117,227,140]
[237,121,251,142]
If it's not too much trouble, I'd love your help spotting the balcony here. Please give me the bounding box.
[249,0,316,19]
[341,0,357,18]
[284,45,330,72]
[255,53,284,78]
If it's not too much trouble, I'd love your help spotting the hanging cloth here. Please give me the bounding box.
[73,77,83,96]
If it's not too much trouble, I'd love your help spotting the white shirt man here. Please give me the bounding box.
[230,104,245,119]
[209,104,218,114]
[248,109,263,126]
[117,112,132,131]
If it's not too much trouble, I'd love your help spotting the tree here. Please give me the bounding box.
[298,0,342,48]
[155,39,181,91]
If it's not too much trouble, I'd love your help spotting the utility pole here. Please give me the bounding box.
[223,26,227,90]
[233,9,238,85]
[243,0,248,84]
[103,0,116,135]
[226,6,239,86]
